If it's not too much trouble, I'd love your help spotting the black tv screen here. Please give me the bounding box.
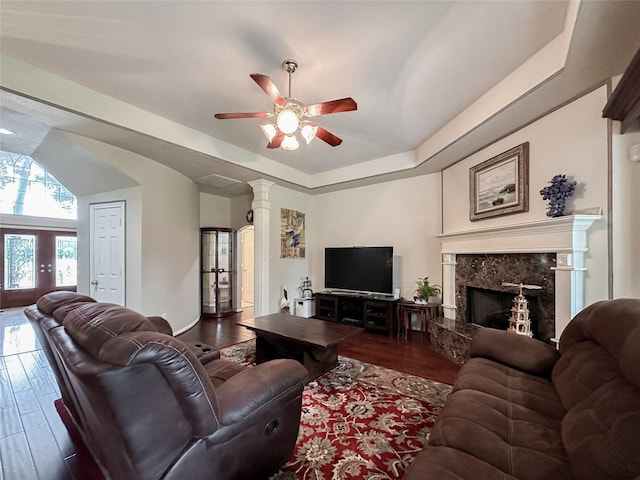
[324,246,393,295]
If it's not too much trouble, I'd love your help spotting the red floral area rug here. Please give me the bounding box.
[221,340,451,480]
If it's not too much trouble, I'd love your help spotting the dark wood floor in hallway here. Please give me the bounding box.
[0,306,460,479]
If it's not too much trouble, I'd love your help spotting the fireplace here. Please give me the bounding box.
[431,215,602,364]
[457,253,554,343]
[466,285,540,337]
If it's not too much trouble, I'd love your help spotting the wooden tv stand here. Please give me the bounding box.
[315,291,398,336]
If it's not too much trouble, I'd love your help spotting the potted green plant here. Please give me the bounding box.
[414,277,441,304]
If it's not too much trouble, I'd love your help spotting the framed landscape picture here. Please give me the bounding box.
[469,142,529,221]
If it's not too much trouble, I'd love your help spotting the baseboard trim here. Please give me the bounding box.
[173,315,201,336]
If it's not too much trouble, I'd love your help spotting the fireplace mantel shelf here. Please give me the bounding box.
[438,214,602,254]
[438,214,601,241]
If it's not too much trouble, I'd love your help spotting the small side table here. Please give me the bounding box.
[396,301,439,341]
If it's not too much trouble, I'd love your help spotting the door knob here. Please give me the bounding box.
[91,280,99,285]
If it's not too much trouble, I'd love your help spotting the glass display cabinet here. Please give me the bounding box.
[201,228,235,317]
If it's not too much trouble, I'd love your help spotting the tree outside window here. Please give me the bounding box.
[0,150,77,219]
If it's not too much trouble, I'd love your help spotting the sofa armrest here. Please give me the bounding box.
[470,328,560,376]
[195,349,221,365]
[216,359,307,425]
[147,316,173,335]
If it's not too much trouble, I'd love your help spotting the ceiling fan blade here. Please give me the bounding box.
[315,126,343,146]
[250,73,287,107]
[304,97,357,117]
[214,112,271,119]
[267,131,285,149]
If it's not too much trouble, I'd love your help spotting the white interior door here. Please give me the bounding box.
[241,227,254,306]
[90,201,125,304]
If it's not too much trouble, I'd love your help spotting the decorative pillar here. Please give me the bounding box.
[550,215,599,340]
[442,253,457,319]
[248,179,274,317]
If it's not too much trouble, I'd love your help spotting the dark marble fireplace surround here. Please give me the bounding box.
[455,253,556,343]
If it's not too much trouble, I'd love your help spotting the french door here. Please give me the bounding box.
[0,228,77,309]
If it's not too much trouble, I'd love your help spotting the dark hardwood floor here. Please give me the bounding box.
[0,305,460,479]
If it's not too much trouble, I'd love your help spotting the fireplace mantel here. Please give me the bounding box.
[438,215,602,341]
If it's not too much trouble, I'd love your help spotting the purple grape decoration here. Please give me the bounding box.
[540,174,576,217]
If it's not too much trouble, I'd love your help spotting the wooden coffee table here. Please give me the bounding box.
[238,313,363,382]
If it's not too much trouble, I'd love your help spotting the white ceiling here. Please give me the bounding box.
[1,1,640,197]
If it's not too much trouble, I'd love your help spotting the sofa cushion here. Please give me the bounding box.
[427,388,573,480]
[558,298,640,388]
[453,357,566,420]
[62,303,159,357]
[36,291,96,315]
[470,327,560,376]
[562,376,640,480]
[407,446,519,479]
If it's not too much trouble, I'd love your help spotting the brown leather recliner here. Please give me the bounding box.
[25,291,220,427]
[25,292,307,480]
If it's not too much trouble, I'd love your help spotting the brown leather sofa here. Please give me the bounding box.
[25,291,307,480]
[404,298,640,480]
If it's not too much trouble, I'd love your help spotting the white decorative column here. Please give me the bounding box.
[442,253,457,319]
[550,215,601,340]
[248,179,274,317]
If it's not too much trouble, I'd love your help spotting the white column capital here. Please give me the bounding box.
[248,179,275,198]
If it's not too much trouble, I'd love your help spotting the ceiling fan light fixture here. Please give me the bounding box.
[260,123,277,142]
[300,121,318,144]
[276,109,299,134]
[281,134,299,151]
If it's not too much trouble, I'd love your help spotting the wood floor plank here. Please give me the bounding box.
[4,355,30,393]
[22,409,73,480]
[0,404,22,440]
[0,366,14,408]
[38,393,76,459]
[32,350,49,369]
[21,352,56,397]
[27,373,55,398]
[13,386,41,417]
[19,351,47,380]
[0,431,38,480]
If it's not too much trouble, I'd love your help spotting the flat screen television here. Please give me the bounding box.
[324,246,393,295]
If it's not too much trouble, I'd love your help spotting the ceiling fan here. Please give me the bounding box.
[214,59,357,151]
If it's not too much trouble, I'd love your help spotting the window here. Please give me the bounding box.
[3,234,36,289]
[56,236,77,286]
[0,150,77,219]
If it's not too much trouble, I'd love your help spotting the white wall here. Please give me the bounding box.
[74,135,200,331]
[200,192,230,227]
[612,128,640,298]
[309,173,442,301]
[442,86,610,305]
[266,185,313,313]
[229,193,253,231]
[78,186,143,311]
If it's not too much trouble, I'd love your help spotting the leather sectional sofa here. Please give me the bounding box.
[25,291,307,480]
[404,298,640,479]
